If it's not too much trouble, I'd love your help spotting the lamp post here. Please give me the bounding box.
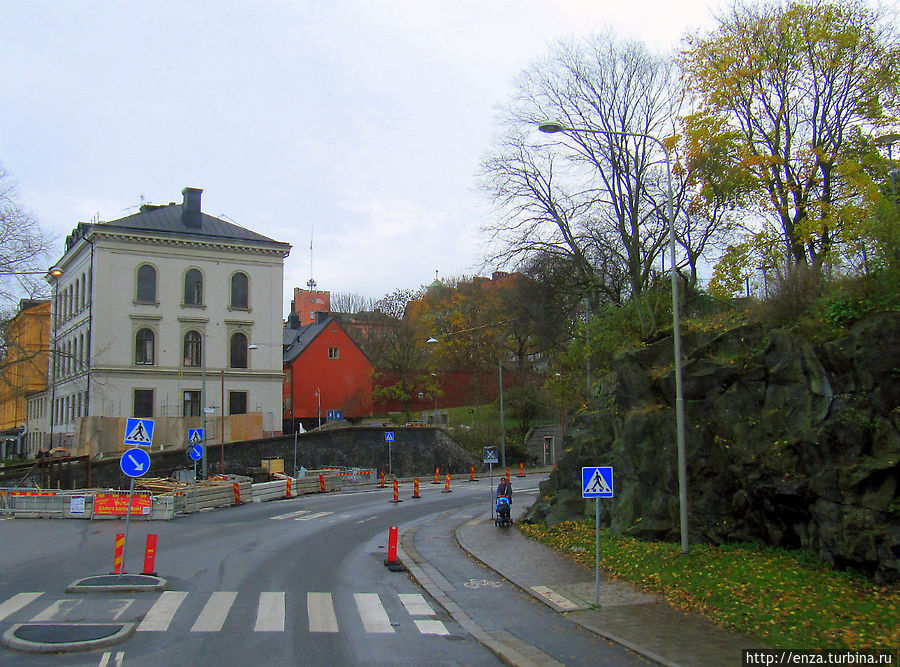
[43,266,63,452]
[539,121,689,554]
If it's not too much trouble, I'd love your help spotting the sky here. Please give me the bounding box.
[1,0,727,316]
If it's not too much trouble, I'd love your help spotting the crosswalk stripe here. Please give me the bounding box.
[307,592,339,633]
[31,598,80,621]
[296,511,332,521]
[0,592,42,621]
[354,593,394,634]
[191,592,237,632]
[255,592,285,632]
[270,510,310,520]
[414,619,450,635]
[398,593,434,617]
[138,591,188,632]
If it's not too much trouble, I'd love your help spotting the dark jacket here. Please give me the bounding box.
[497,479,512,500]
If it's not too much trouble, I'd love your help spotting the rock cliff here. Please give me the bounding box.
[527,312,900,583]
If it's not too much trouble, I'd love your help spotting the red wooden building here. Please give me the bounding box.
[283,312,373,431]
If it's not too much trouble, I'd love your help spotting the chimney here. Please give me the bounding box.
[181,187,203,228]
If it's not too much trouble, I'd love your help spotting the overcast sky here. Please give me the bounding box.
[2,0,729,315]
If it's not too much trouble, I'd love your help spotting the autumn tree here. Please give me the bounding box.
[681,0,900,274]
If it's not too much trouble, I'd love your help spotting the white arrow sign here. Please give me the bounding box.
[128,454,144,472]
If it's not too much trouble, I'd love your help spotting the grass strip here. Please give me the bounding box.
[518,520,899,651]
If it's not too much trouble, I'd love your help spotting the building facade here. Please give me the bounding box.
[283,312,373,431]
[31,187,290,456]
[0,299,50,457]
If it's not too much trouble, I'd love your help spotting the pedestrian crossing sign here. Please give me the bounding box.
[125,417,155,446]
[582,466,614,498]
[188,428,204,444]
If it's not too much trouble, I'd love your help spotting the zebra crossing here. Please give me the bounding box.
[0,590,450,637]
[269,509,334,521]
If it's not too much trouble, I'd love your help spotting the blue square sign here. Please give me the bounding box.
[582,467,614,498]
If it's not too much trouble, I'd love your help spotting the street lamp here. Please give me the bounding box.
[539,120,689,554]
[44,266,63,451]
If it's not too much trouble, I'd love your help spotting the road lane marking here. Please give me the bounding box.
[531,585,580,610]
[307,592,339,633]
[270,510,311,520]
[191,591,237,632]
[354,593,394,633]
[138,591,188,631]
[0,592,42,621]
[255,592,285,631]
[98,651,125,667]
[398,593,434,617]
[414,619,450,635]
[31,598,81,621]
[357,516,377,524]
[296,511,332,521]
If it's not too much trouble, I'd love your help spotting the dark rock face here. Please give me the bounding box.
[525,313,900,583]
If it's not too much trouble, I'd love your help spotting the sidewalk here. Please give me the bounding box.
[455,505,764,667]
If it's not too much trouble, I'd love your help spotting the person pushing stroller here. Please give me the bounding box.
[495,476,513,526]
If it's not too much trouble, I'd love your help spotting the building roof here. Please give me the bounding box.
[100,203,287,248]
[282,316,334,364]
[63,188,291,254]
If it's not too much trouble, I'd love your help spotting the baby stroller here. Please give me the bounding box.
[495,496,512,527]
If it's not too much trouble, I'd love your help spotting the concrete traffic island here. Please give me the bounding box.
[2,622,135,653]
[66,574,167,593]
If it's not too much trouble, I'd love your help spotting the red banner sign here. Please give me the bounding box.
[93,493,151,516]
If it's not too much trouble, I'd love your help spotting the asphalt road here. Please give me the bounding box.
[0,477,644,666]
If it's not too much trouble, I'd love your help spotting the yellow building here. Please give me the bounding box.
[0,299,50,457]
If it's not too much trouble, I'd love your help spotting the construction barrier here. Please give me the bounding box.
[432,467,440,484]
[285,478,292,498]
[390,479,402,504]
[468,465,475,482]
[175,481,253,514]
[443,473,452,494]
[517,462,526,478]
[412,478,420,499]
[380,470,385,488]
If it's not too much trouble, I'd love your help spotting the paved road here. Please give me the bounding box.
[0,477,644,665]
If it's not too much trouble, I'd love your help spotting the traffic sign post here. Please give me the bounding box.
[119,448,152,576]
[484,446,499,518]
[124,418,155,447]
[385,432,395,475]
[582,466,614,607]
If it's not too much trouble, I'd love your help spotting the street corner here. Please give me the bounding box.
[1,622,135,654]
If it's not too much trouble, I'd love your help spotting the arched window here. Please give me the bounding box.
[229,332,248,369]
[135,328,155,365]
[230,272,249,309]
[137,265,157,303]
[184,269,203,305]
[184,331,202,367]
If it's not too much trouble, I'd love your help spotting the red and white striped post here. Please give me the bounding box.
[141,534,158,575]
[318,474,326,493]
[112,533,125,574]
[432,467,440,484]
[442,473,452,494]
[384,526,399,566]
[285,477,293,498]
[412,478,421,499]
[390,479,403,503]
[232,482,243,505]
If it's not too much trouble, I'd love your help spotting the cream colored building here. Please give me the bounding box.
[29,187,290,459]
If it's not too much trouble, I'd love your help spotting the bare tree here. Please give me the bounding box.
[0,167,54,308]
[481,34,688,336]
[329,291,377,314]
